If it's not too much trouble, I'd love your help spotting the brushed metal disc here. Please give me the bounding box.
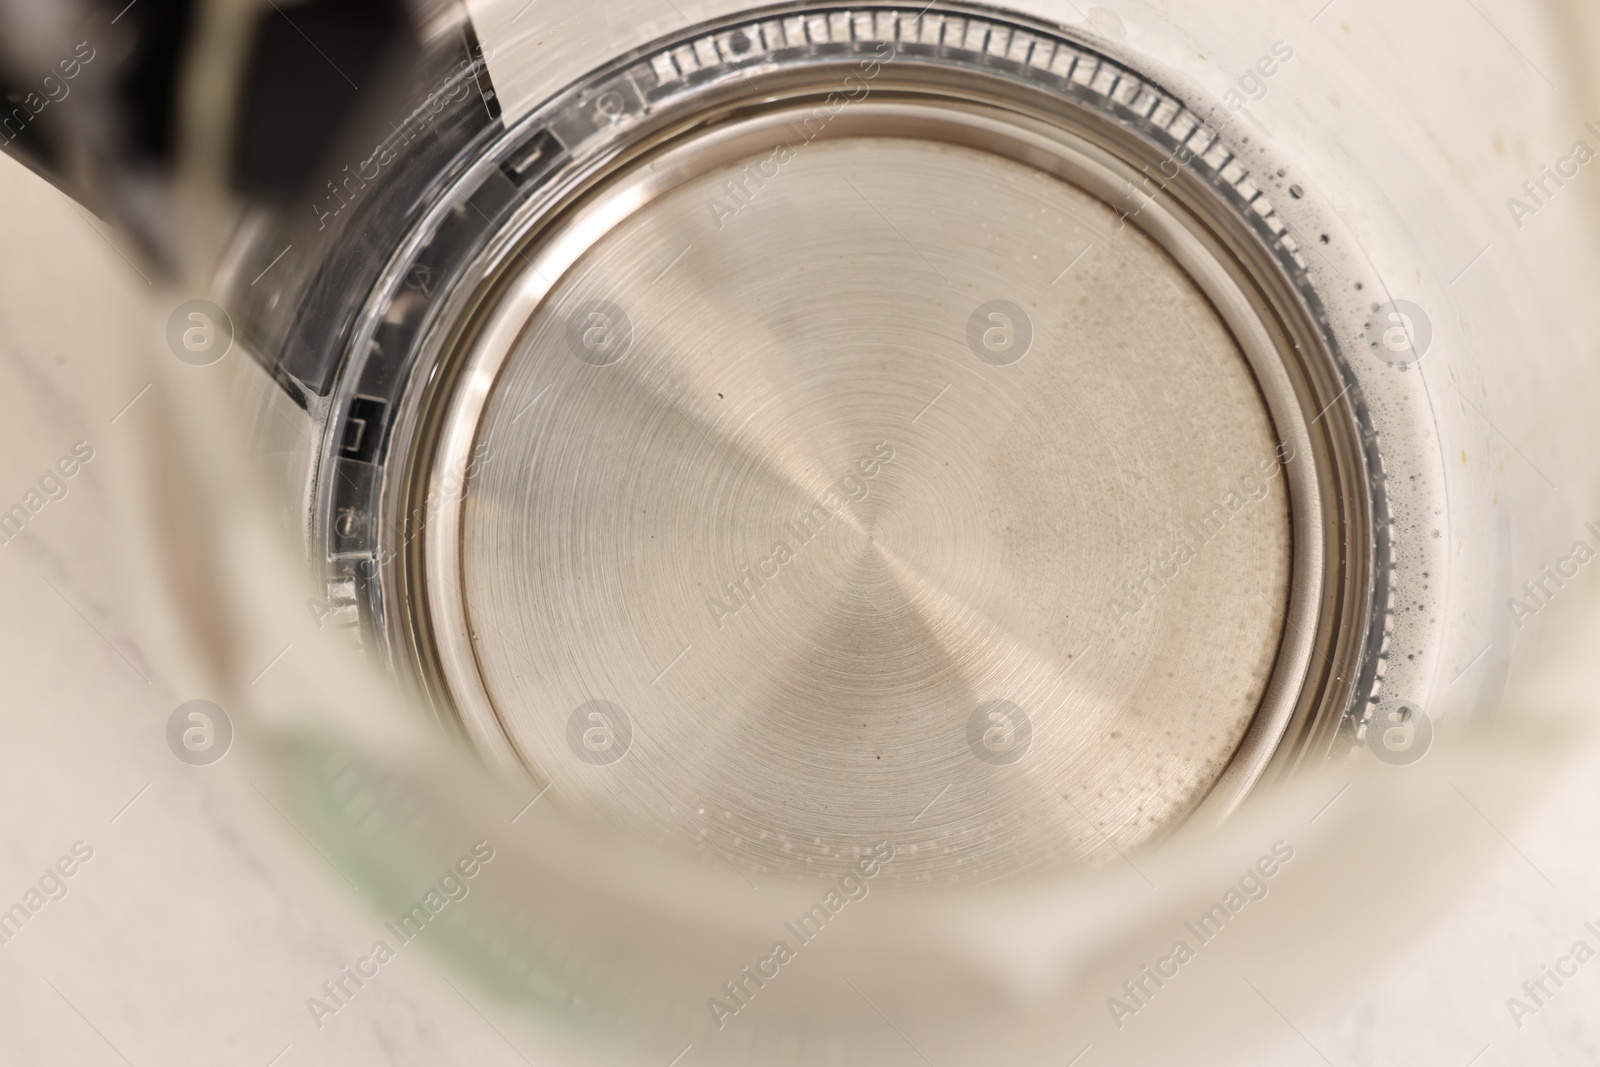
[429,108,1298,884]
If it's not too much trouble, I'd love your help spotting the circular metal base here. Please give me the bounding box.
[426,99,1319,884]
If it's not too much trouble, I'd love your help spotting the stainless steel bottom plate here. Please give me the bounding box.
[418,94,1333,884]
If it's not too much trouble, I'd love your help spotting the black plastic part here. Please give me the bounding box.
[232,27,504,402]
[116,0,197,161]
[231,0,414,201]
